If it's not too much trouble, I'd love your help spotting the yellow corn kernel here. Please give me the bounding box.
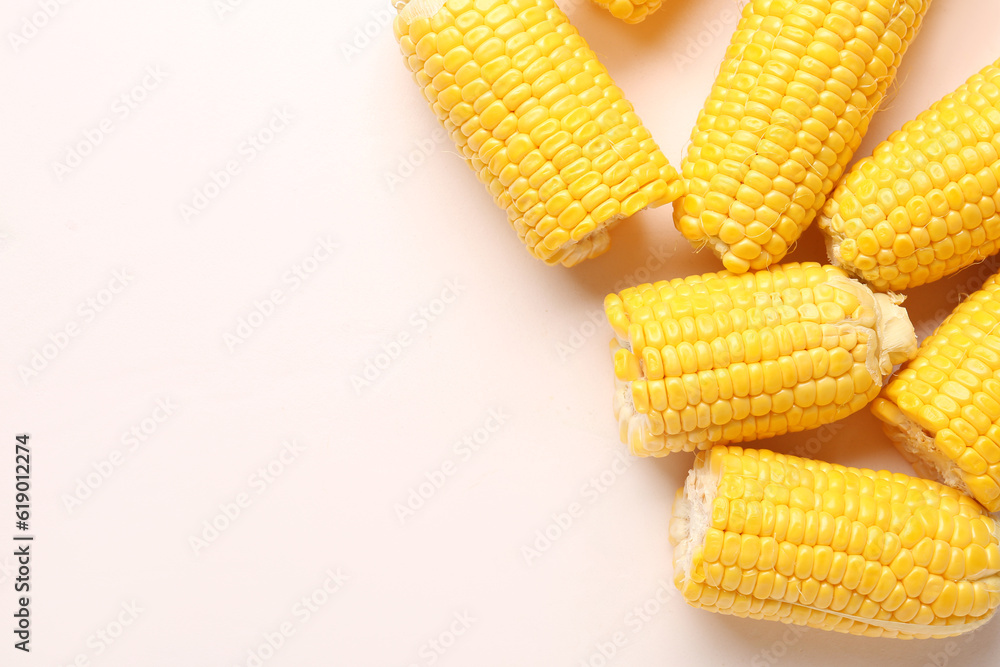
[821,58,1000,291]
[589,0,662,24]
[675,0,932,273]
[606,263,917,457]
[669,446,1000,638]
[873,268,1000,512]
[394,0,681,267]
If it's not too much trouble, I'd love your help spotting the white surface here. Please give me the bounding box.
[2,0,1000,665]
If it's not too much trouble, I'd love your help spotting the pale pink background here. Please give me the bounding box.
[2,0,1000,665]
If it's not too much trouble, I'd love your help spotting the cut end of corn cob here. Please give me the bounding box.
[396,0,447,21]
[393,0,682,267]
[669,446,1000,639]
[872,399,974,501]
[872,270,1000,512]
[605,263,917,457]
[819,58,1000,292]
[589,0,662,24]
[675,0,931,273]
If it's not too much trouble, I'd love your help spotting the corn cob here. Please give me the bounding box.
[820,59,1000,292]
[393,0,682,267]
[674,0,932,274]
[670,446,1000,638]
[605,262,917,457]
[873,270,1000,512]
[589,0,662,24]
